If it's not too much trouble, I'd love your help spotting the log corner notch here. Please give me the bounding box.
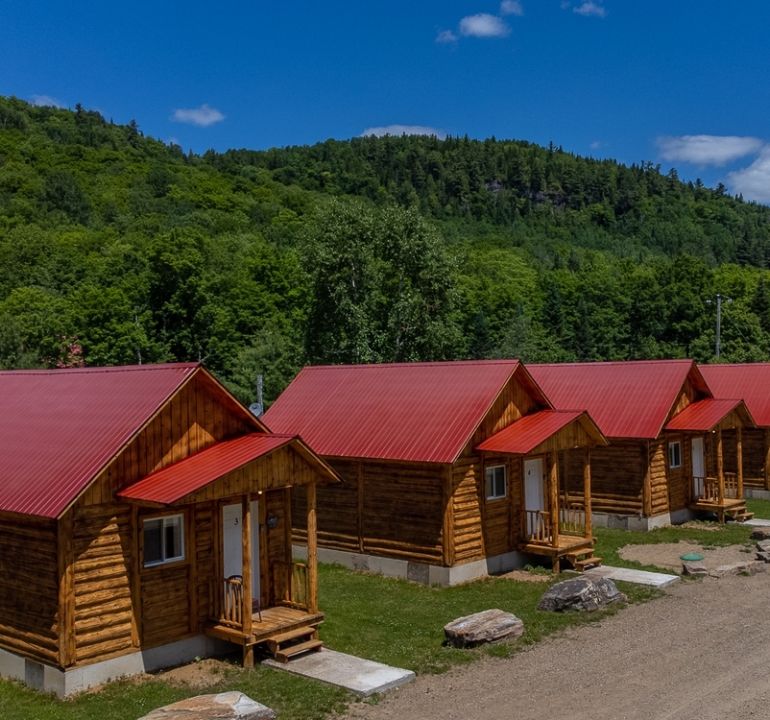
[442,465,455,567]
[57,511,75,669]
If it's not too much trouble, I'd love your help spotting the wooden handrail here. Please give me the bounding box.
[272,560,309,611]
[559,503,586,536]
[210,576,244,630]
[693,474,738,503]
[524,510,552,544]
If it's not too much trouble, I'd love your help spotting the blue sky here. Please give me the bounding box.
[2,1,770,201]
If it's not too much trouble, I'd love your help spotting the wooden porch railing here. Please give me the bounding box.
[559,503,586,536]
[693,473,738,503]
[272,560,309,610]
[209,576,244,630]
[524,510,553,545]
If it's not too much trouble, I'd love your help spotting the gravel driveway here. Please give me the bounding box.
[343,572,770,720]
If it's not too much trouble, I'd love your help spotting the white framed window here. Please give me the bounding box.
[668,441,682,469]
[143,514,185,567]
[485,464,507,500]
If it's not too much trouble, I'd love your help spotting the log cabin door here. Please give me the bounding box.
[222,501,260,599]
[691,437,705,500]
[524,457,545,536]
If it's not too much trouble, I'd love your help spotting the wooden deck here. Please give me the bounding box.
[519,534,594,558]
[205,605,324,647]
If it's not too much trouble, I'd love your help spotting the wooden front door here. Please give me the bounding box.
[691,437,705,500]
[222,501,260,599]
[524,457,545,536]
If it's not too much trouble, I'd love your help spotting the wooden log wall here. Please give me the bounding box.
[194,503,216,629]
[0,514,59,665]
[292,459,359,551]
[471,374,539,447]
[137,507,191,649]
[452,455,484,562]
[266,490,290,603]
[71,503,134,664]
[740,428,768,487]
[565,441,645,515]
[666,434,692,512]
[293,459,445,564]
[648,439,670,515]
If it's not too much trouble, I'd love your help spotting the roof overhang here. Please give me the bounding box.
[665,398,756,432]
[475,410,607,456]
[118,432,338,506]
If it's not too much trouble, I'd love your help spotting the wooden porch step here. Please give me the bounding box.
[273,639,323,663]
[265,624,319,653]
[574,555,602,570]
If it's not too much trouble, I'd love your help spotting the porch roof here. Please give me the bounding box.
[475,409,606,455]
[664,398,754,432]
[118,433,297,505]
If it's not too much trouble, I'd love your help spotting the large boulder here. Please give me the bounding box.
[138,692,275,720]
[751,527,770,541]
[444,608,525,648]
[537,576,627,613]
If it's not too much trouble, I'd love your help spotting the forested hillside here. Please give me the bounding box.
[2,96,770,405]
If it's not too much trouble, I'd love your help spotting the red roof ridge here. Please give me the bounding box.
[301,359,521,371]
[0,362,201,376]
[535,359,693,368]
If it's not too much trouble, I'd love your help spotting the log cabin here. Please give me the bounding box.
[529,360,755,528]
[699,363,770,498]
[263,360,607,584]
[0,363,336,696]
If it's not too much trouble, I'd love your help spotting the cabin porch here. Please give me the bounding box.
[519,448,601,572]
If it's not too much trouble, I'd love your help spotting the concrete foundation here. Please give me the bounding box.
[591,510,682,532]
[0,634,230,697]
[294,545,527,586]
[745,488,770,501]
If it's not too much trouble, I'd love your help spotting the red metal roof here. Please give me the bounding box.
[118,433,294,504]
[263,360,550,464]
[699,364,770,427]
[665,398,748,432]
[0,363,199,518]
[476,410,585,454]
[529,360,710,439]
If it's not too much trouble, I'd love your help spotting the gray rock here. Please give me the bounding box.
[751,527,770,541]
[756,539,770,553]
[746,561,768,575]
[707,561,766,577]
[138,692,275,720]
[757,551,770,563]
[682,561,708,576]
[537,576,627,613]
[444,609,524,648]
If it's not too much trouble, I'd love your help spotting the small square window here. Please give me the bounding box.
[668,441,682,469]
[143,514,185,567]
[485,465,507,500]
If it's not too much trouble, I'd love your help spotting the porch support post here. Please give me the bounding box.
[241,496,253,644]
[642,441,652,517]
[717,428,725,521]
[549,450,559,550]
[737,426,744,499]
[764,429,770,491]
[307,481,318,613]
[583,447,592,539]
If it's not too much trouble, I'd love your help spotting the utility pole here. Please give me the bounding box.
[710,293,731,360]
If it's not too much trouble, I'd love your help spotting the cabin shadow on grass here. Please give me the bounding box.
[0,562,659,720]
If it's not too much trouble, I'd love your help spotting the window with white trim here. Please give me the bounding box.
[668,440,682,469]
[143,514,185,567]
[485,464,507,500]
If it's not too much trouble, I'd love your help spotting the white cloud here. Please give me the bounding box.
[436,29,458,44]
[459,13,510,38]
[657,134,764,166]
[573,2,606,17]
[728,148,770,204]
[589,140,602,150]
[500,0,524,16]
[171,103,225,127]
[361,124,446,139]
[30,94,64,108]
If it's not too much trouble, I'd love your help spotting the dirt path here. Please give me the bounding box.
[343,573,770,720]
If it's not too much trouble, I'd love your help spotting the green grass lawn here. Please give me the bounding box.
[0,563,658,720]
[746,496,770,519]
